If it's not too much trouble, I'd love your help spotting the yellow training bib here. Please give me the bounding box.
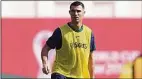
[52,24,92,78]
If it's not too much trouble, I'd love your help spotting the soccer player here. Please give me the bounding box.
[119,54,142,79]
[133,53,142,78]
[41,1,96,79]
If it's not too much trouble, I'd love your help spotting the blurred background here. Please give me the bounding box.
[1,1,142,79]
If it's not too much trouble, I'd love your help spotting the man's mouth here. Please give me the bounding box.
[74,17,79,19]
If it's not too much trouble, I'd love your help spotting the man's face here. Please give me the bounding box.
[69,5,85,23]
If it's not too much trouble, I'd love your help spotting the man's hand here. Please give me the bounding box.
[41,44,51,75]
[42,64,50,75]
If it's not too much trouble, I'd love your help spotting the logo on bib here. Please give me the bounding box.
[70,42,87,49]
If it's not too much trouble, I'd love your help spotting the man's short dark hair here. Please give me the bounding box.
[70,1,85,9]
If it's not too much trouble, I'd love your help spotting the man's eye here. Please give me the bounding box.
[77,10,81,12]
[71,10,75,12]
[71,10,81,12]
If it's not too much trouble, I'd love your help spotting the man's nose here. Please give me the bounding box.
[74,11,78,15]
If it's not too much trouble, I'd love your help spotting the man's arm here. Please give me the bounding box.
[41,27,62,75]
[88,32,96,78]
[88,52,94,78]
[41,44,51,74]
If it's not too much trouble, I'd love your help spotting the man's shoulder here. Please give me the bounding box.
[58,23,68,28]
[133,55,142,64]
[54,23,68,32]
[54,27,61,32]
[83,24,92,32]
[135,56,142,63]
[58,23,69,31]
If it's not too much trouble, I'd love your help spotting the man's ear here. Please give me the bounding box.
[84,11,86,14]
[69,10,71,14]
[83,11,86,16]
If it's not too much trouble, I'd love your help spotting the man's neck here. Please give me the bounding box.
[70,22,82,31]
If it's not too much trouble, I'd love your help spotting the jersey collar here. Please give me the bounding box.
[67,22,83,32]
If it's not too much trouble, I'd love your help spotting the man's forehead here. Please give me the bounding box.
[70,5,84,10]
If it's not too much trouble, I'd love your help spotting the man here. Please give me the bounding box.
[133,54,142,79]
[119,54,142,79]
[119,62,133,78]
[41,1,96,79]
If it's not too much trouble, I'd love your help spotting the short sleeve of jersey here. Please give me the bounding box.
[46,28,62,49]
[90,32,96,52]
